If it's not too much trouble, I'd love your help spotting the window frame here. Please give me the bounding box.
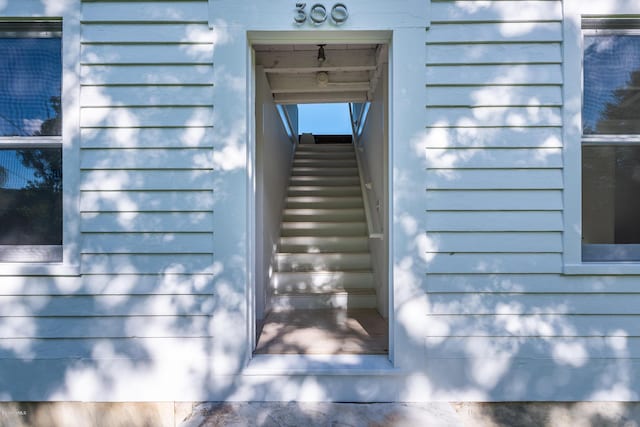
[581,22,640,263]
[0,10,80,276]
[563,1,640,274]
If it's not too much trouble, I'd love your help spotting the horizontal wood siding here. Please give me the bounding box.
[0,1,215,360]
[426,0,563,275]
[424,1,640,379]
[79,1,213,327]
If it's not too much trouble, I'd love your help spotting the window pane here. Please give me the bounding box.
[0,148,62,245]
[583,35,640,134]
[583,145,640,244]
[0,37,61,137]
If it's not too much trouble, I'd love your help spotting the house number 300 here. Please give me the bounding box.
[294,3,349,25]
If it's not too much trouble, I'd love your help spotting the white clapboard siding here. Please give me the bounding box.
[426,190,562,211]
[82,44,214,65]
[81,86,214,107]
[81,2,208,23]
[427,64,562,85]
[428,294,640,315]
[426,232,563,253]
[426,253,563,274]
[81,191,214,212]
[0,295,213,317]
[430,1,563,23]
[0,338,214,360]
[426,212,563,232]
[0,316,211,339]
[81,254,214,275]
[426,107,562,127]
[423,127,562,148]
[81,212,213,233]
[0,275,214,296]
[81,107,213,128]
[81,148,213,170]
[425,337,640,360]
[426,274,640,294]
[425,148,562,168]
[82,233,213,254]
[80,170,212,191]
[81,64,213,85]
[426,43,563,65]
[426,86,563,107]
[426,169,563,190]
[82,23,212,43]
[424,3,564,274]
[81,128,214,148]
[428,22,562,43]
[425,315,640,338]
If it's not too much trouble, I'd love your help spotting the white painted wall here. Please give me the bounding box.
[255,66,294,321]
[359,66,388,317]
[2,0,640,404]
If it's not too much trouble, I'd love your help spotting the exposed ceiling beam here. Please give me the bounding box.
[274,92,369,105]
[264,65,376,74]
[268,74,371,94]
[255,49,376,70]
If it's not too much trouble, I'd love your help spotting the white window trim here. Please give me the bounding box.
[563,0,640,275]
[0,5,81,276]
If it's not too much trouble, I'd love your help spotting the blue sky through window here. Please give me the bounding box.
[0,37,61,137]
[297,103,352,135]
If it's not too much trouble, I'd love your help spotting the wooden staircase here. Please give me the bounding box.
[270,143,377,312]
[255,142,387,355]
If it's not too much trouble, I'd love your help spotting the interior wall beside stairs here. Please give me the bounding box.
[360,66,389,317]
[255,66,294,322]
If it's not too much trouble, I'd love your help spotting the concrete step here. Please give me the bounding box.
[270,289,377,311]
[291,167,359,177]
[286,196,363,209]
[280,221,367,237]
[289,176,360,186]
[279,236,369,253]
[288,185,362,197]
[271,270,374,292]
[275,252,371,272]
[283,208,365,222]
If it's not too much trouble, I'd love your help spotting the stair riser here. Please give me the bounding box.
[272,272,374,292]
[281,224,367,237]
[286,199,363,209]
[271,294,377,311]
[283,213,365,222]
[279,242,368,253]
[279,237,368,252]
[288,186,362,197]
[291,168,359,177]
[294,159,357,167]
[295,152,354,159]
[290,177,360,186]
[276,254,371,271]
[296,144,354,152]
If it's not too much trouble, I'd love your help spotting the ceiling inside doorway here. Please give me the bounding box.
[254,43,386,104]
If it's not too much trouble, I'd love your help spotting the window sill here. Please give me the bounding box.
[0,262,80,276]
[564,263,640,275]
[245,354,402,376]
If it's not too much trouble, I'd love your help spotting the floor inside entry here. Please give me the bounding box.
[252,43,389,355]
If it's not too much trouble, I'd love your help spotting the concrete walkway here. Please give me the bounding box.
[181,402,640,427]
[2,401,640,426]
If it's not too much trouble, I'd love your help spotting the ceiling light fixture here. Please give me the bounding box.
[317,44,326,63]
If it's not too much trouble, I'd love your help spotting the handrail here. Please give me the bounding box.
[277,104,298,146]
[354,144,383,239]
[350,102,382,240]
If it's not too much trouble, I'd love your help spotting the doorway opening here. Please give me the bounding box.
[251,42,389,355]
